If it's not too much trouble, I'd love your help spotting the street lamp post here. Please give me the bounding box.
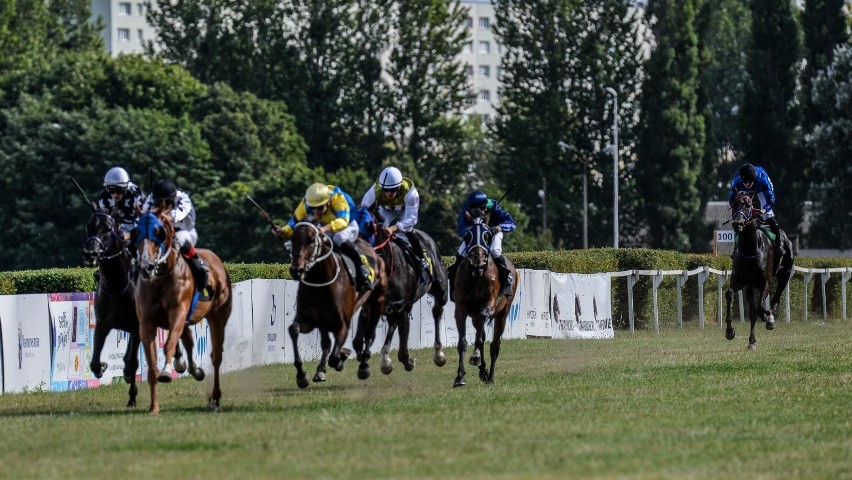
[605,87,619,249]
[557,141,587,249]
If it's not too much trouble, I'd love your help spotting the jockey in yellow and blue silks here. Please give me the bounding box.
[272,183,373,291]
[447,190,517,298]
[729,163,784,255]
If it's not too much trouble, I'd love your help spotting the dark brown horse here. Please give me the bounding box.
[452,220,518,386]
[82,208,140,407]
[288,222,387,388]
[371,225,448,374]
[725,193,794,351]
[135,210,232,414]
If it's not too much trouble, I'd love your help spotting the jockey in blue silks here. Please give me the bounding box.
[728,163,784,254]
[447,190,517,299]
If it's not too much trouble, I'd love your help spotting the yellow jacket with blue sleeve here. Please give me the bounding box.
[279,185,355,240]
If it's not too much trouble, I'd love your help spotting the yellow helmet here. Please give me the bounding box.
[305,183,331,207]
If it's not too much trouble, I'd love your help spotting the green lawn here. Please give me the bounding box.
[1,321,851,479]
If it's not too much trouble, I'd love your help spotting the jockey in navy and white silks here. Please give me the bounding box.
[729,163,784,253]
[97,167,145,237]
[360,166,431,284]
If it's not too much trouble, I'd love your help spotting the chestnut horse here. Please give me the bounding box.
[371,224,448,375]
[288,222,387,388]
[135,210,232,414]
[82,208,140,407]
[452,220,518,386]
[725,193,794,351]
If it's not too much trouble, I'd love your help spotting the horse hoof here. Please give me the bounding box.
[479,371,489,382]
[766,321,775,331]
[157,374,173,383]
[208,400,221,412]
[433,351,446,367]
[725,329,735,341]
[469,356,481,367]
[192,369,205,381]
[127,400,136,408]
[747,344,756,352]
[453,378,466,387]
[380,363,393,375]
[296,376,310,389]
[358,366,371,380]
[339,347,352,359]
[313,371,327,382]
[404,359,415,372]
[174,357,187,374]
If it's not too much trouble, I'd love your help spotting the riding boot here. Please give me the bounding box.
[407,231,432,286]
[180,244,209,295]
[340,240,373,291]
[447,254,463,301]
[766,217,784,256]
[493,254,514,297]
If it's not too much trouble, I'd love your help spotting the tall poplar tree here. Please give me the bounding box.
[636,0,706,251]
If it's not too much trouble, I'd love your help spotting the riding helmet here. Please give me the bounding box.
[305,183,331,207]
[378,166,403,191]
[152,179,177,204]
[739,163,757,182]
[103,167,130,188]
[466,190,488,208]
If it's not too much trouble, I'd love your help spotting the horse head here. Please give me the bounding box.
[135,209,174,279]
[83,210,124,267]
[463,219,493,277]
[731,193,758,234]
[289,222,333,281]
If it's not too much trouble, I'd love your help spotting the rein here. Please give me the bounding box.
[136,212,177,278]
[84,212,126,262]
[373,231,396,280]
[293,222,340,287]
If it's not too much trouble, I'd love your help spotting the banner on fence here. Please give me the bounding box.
[250,279,288,366]
[550,273,614,339]
[521,270,552,337]
[0,295,51,393]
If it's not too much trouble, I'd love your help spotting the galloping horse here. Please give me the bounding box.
[135,210,232,414]
[371,223,447,375]
[288,222,387,388]
[725,192,794,351]
[82,208,140,407]
[452,220,518,386]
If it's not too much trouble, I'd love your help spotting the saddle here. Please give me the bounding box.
[392,233,433,283]
[336,248,378,290]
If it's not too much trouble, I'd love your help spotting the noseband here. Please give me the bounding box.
[292,222,339,286]
[84,212,125,262]
[464,221,492,276]
[731,194,760,231]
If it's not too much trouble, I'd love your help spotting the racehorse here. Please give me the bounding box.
[725,192,794,351]
[371,222,447,375]
[82,207,140,407]
[135,210,232,414]
[288,222,387,388]
[452,219,518,386]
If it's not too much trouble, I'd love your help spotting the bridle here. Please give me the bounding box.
[83,212,126,263]
[731,193,761,232]
[464,219,492,276]
[136,211,176,277]
[292,222,339,287]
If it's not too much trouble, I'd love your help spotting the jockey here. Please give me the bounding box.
[142,180,209,295]
[447,190,517,299]
[729,163,784,255]
[97,166,145,257]
[272,183,373,292]
[359,166,431,285]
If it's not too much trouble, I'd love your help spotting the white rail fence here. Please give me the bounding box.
[614,265,852,333]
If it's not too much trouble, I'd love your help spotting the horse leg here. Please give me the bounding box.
[769,259,794,325]
[157,308,189,383]
[180,327,205,381]
[89,321,109,378]
[724,288,736,340]
[288,321,309,389]
[397,310,415,372]
[140,323,160,415]
[207,313,226,411]
[431,297,446,367]
[380,315,398,375]
[355,308,379,381]
[314,331,331,382]
[454,306,468,387]
[123,333,141,408]
[474,318,488,383]
[486,310,509,384]
[745,289,758,351]
[173,340,186,373]
[760,279,775,331]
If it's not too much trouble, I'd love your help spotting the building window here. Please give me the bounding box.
[478,41,490,54]
[479,65,490,78]
[118,28,130,42]
[478,17,490,29]
[464,65,473,77]
[118,2,131,15]
[463,41,472,54]
[479,90,490,102]
[463,17,473,28]
[137,3,145,16]
[496,66,504,78]
[137,29,144,44]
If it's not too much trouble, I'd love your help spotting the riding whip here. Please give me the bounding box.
[494,183,516,206]
[246,196,284,244]
[70,176,95,210]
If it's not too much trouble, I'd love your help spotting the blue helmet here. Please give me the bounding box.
[466,191,488,208]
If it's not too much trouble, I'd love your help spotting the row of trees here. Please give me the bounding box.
[1,0,850,271]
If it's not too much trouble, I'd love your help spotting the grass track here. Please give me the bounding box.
[1,321,851,479]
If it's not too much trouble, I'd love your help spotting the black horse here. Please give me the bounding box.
[370,221,448,375]
[725,193,794,351]
[82,208,141,407]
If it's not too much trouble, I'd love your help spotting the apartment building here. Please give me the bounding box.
[91,0,157,55]
[459,0,501,123]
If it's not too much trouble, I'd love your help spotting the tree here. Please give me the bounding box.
[636,0,706,251]
[800,0,849,132]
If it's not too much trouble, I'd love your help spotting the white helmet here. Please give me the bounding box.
[103,167,130,188]
[378,166,403,190]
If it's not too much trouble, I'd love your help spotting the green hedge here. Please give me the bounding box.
[3,250,851,329]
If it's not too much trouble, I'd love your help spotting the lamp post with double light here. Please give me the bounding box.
[605,87,619,248]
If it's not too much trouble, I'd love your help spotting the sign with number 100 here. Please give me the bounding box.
[715,230,735,243]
